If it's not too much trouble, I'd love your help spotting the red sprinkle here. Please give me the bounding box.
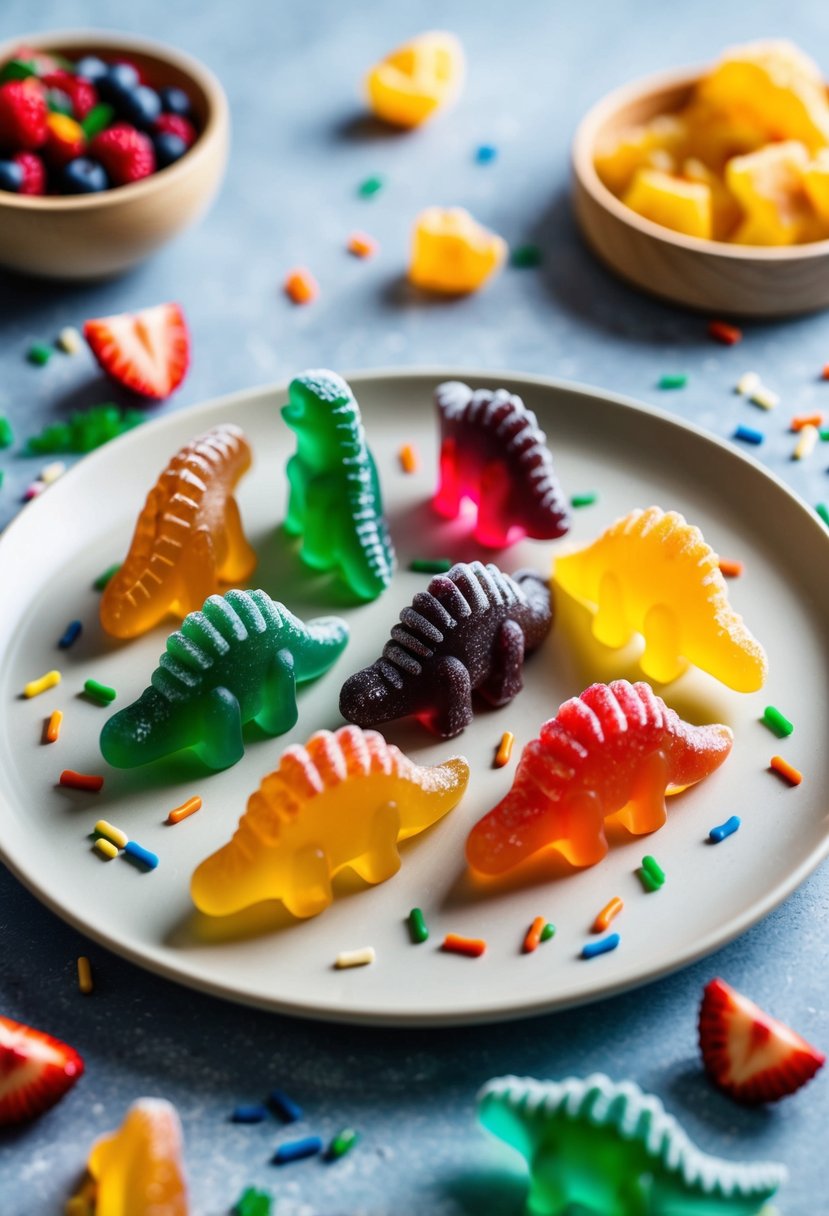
[708,320,742,346]
[522,916,546,954]
[718,558,743,578]
[59,769,104,792]
[442,933,486,958]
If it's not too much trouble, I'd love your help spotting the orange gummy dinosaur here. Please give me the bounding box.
[100,425,256,639]
[466,680,732,876]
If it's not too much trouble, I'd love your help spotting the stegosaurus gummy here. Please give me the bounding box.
[282,370,395,602]
[100,424,256,639]
[190,725,469,918]
[466,680,732,876]
[554,506,768,691]
[433,381,571,547]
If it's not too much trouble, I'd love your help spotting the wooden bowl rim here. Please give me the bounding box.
[0,28,228,213]
[571,63,829,262]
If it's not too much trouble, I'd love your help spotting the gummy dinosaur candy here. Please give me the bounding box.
[433,381,571,547]
[100,424,256,639]
[100,589,348,771]
[191,725,469,918]
[365,30,464,128]
[84,1098,188,1216]
[409,207,507,294]
[553,506,768,691]
[282,370,395,602]
[478,1074,787,1216]
[466,680,732,875]
[339,561,552,739]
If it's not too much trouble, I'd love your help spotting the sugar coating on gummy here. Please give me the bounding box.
[433,381,571,547]
[282,370,395,601]
[339,561,552,739]
[100,589,349,772]
[466,679,732,876]
[554,506,768,692]
[190,725,469,919]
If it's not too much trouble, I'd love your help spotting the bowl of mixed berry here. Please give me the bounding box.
[0,31,229,279]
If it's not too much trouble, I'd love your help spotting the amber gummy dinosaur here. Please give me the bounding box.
[100,424,256,639]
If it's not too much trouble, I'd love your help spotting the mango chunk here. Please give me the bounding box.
[595,115,687,194]
[681,158,743,240]
[804,148,829,221]
[408,207,507,294]
[366,31,464,128]
[726,141,814,245]
[622,168,712,239]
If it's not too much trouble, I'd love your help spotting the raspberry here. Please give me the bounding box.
[89,123,155,185]
[0,80,48,150]
[154,113,196,148]
[13,151,45,195]
[42,70,98,120]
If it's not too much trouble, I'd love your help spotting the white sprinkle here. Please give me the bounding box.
[40,460,66,484]
[57,326,83,355]
[749,385,779,410]
[735,371,760,397]
[793,423,819,461]
[335,946,376,969]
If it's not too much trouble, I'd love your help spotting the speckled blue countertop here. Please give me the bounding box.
[0,1,826,1212]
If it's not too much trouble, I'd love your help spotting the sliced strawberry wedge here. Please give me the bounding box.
[83,302,190,400]
[699,978,825,1105]
[0,1016,84,1126]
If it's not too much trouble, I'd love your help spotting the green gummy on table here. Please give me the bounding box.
[641,854,665,884]
[658,373,688,389]
[27,343,53,366]
[763,705,793,737]
[357,174,384,197]
[570,492,598,508]
[233,1187,272,1216]
[82,102,115,138]
[540,922,556,942]
[510,244,543,268]
[327,1127,359,1160]
[0,416,13,449]
[410,557,452,574]
[817,503,829,526]
[408,907,429,943]
[93,563,121,591]
[84,678,117,705]
[26,405,144,455]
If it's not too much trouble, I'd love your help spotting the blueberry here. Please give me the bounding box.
[99,62,140,101]
[61,158,110,194]
[117,84,161,130]
[152,131,187,169]
[74,55,109,82]
[0,159,24,192]
[158,86,191,118]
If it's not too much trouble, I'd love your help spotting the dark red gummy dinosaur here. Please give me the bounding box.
[338,560,552,738]
[433,380,571,547]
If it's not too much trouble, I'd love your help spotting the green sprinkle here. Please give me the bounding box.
[0,470,4,489]
[0,58,37,82]
[639,855,665,891]
[410,557,452,574]
[658,373,688,389]
[27,343,53,366]
[81,102,115,139]
[233,1188,272,1216]
[93,563,121,591]
[408,907,429,943]
[84,678,117,705]
[638,868,663,893]
[817,503,829,526]
[510,244,543,268]
[762,705,793,737]
[819,428,829,441]
[26,404,144,455]
[357,175,384,198]
[540,922,556,942]
[327,1128,359,1160]
[570,492,598,508]
[0,415,13,449]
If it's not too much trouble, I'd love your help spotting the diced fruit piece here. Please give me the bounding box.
[159,85,191,118]
[0,157,23,191]
[12,150,45,194]
[89,122,155,185]
[41,69,97,119]
[99,61,141,100]
[699,977,825,1104]
[0,1015,84,1126]
[153,132,188,169]
[84,303,190,400]
[366,31,465,128]
[803,148,829,222]
[622,168,712,239]
[155,113,196,148]
[595,115,687,195]
[726,141,815,245]
[0,79,48,149]
[409,206,506,293]
[73,56,109,83]
[62,157,109,194]
[118,85,162,131]
[681,157,743,240]
[10,45,62,77]
[44,111,85,167]
[87,1097,188,1215]
[678,98,768,172]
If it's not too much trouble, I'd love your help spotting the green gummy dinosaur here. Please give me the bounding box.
[282,369,396,602]
[478,1075,786,1216]
[100,589,349,771]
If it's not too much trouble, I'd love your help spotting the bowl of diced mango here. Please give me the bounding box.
[572,40,829,315]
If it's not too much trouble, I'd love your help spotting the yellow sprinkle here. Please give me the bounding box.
[93,838,118,860]
[23,669,61,698]
[494,730,515,768]
[77,955,94,994]
[95,819,128,849]
[40,460,66,485]
[57,326,83,355]
[793,423,819,461]
[335,946,376,969]
[45,709,63,743]
[749,385,779,410]
[735,371,760,396]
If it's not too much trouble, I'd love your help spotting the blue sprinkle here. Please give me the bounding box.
[475,143,498,164]
[232,1104,269,1123]
[124,840,158,870]
[734,423,764,445]
[709,815,741,843]
[269,1088,303,1123]
[272,1135,323,1165]
[581,933,620,960]
[58,619,83,649]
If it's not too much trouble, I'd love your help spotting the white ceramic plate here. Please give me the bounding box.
[1,370,827,1026]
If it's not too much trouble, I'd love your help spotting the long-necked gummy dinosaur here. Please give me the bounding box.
[282,370,396,602]
[478,1074,787,1216]
[100,589,349,771]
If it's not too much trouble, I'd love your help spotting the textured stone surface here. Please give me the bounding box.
[0,1,826,1212]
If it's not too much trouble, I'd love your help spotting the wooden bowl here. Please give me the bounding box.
[572,66,829,317]
[0,30,229,280]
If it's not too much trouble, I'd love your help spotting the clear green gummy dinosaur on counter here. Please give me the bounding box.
[100,589,349,771]
[478,1075,786,1216]
[282,370,396,602]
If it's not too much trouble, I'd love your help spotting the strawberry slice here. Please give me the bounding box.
[0,1016,84,1125]
[699,978,825,1104]
[83,303,190,400]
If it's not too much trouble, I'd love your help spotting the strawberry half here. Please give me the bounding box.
[0,1016,84,1126]
[83,303,190,400]
[699,977,825,1105]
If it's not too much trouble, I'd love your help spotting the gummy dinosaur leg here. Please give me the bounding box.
[433,438,461,518]
[615,748,670,835]
[479,617,525,706]
[254,649,298,737]
[283,454,307,538]
[194,686,245,770]
[298,475,340,571]
[217,495,257,583]
[526,1151,572,1216]
[426,656,473,738]
[282,845,333,919]
[556,790,609,868]
[173,525,217,616]
[640,603,686,685]
[350,803,402,885]
[473,461,514,548]
[592,571,632,649]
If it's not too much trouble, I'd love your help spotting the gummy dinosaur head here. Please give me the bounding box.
[339,664,401,727]
[282,370,354,430]
[100,690,186,769]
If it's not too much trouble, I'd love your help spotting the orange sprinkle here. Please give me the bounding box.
[59,770,104,792]
[44,709,63,744]
[283,267,319,305]
[398,443,419,473]
[523,916,546,954]
[770,755,802,786]
[494,730,515,768]
[592,896,624,933]
[708,319,742,345]
[347,231,378,258]
[718,558,743,578]
[822,364,829,381]
[167,795,202,825]
[791,413,824,431]
[442,933,486,958]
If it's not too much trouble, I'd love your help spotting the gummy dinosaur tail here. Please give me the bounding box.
[513,568,555,650]
[293,614,351,680]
